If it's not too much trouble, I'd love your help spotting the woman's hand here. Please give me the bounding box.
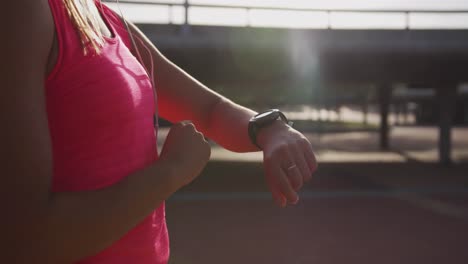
[257,120,317,207]
[159,121,211,188]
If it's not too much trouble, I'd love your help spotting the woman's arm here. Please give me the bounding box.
[0,1,210,262]
[123,22,258,152]
[125,21,317,207]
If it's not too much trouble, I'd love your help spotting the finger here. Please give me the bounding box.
[285,165,302,191]
[195,130,205,138]
[271,187,287,208]
[281,146,303,192]
[178,120,191,125]
[291,143,310,186]
[275,164,299,204]
[264,167,287,207]
[179,120,195,128]
[300,139,318,180]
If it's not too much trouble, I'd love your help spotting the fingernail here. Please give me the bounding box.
[281,197,287,208]
[292,195,299,205]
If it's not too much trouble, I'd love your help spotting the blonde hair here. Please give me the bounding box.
[63,0,105,55]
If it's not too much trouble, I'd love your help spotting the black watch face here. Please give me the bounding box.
[255,112,280,126]
[255,111,274,119]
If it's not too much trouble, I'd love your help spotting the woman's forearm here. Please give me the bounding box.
[125,22,275,152]
[125,21,257,149]
[141,45,260,152]
[153,55,274,153]
[204,98,260,152]
[18,159,178,263]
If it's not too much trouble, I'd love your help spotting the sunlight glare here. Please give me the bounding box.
[189,0,468,11]
[109,0,468,29]
[107,3,171,23]
[330,12,406,29]
[410,13,468,29]
[189,7,248,27]
[249,9,328,29]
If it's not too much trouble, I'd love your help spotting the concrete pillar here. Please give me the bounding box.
[397,103,405,125]
[394,103,400,126]
[402,102,409,125]
[362,100,369,125]
[437,86,457,166]
[184,0,189,25]
[378,84,392,150]
[181,0,191,35]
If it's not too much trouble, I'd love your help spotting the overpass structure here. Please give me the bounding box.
[109,1,468,165]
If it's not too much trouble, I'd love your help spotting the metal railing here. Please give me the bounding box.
[105,0,468,29]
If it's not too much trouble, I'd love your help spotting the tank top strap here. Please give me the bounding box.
[96,2,133,50]
[47,0,85,80]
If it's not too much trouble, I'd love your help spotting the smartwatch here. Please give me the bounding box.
[248,109,292,149]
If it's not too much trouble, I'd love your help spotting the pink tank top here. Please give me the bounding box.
[45,0,168,263]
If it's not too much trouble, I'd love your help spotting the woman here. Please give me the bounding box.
[1,0,317,263]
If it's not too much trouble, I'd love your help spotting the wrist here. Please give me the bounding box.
[256,120,290,150]
[248,109,291,150]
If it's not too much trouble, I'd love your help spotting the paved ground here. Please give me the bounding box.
[158,126,468,264]
[158,126,468,163]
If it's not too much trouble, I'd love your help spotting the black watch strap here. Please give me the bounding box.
[248,109,291,149]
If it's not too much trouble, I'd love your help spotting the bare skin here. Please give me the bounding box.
[124,21,317,205]
[1,0,317,262]
[1,1,210,262]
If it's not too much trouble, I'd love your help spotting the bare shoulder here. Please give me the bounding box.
[0,0,54,65]
[0,0,55,207]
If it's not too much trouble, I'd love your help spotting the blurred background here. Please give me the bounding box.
[106,1,468,263]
